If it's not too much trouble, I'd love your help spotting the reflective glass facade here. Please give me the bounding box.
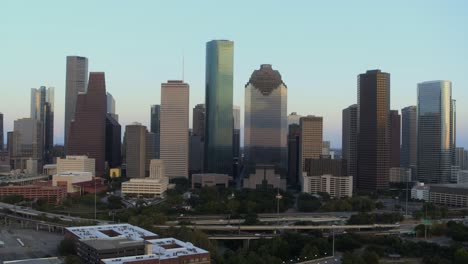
[417,81,454,183]
[244,64,287,176]
[204,40,234,175]
[401,106,417,172]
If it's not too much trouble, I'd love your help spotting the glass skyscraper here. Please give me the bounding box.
[244,64,287,176]
[401,106,417,172]
[417,80,455,183]
[204,40,234,175]
[30,86,54,164]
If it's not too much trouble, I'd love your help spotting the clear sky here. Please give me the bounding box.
[1,0,467,148]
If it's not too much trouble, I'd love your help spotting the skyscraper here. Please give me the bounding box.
[287,123,300,186]
[105,114,121,169]
[125,123,147,178]
[30,86,54,163]
[0,112,3,150]
[357,69,390,191]
[233,105,241,160]
[288,112,302,126]
[11,118,43,171]
[244,64,287,176]
[455,147,466,170]
[401,106,417,171]
[417,80,455,183]
[193,104,205,140]
[299,116,323,180]
[106,92,118,121]
[160,80,189,179]
[342,104,358,188]
[390,110,401,168]
[150,105,160,134]
[190,104,205,174]
[68,72,107,176]
[204,40,234,175]
[65,56,88,152]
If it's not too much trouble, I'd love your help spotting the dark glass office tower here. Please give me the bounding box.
[287,124,300,187]
[233,106,241,160]
[357,70,390,191]
[417,81,454,183]
[68,72,107,176]
[105,113,121,168]
[150,105,160,134]
[401,106,417,171]
[193,104,205,140]
[390,110,401,168]
[190,104,205,175]
[204,40,234,175]
[342,104,358,188]
[0,113,3,150]
[31,86,54,164]
[244,64,287,176]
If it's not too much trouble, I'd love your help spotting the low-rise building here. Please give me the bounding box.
[52,172,93,193]
[243,165,286,190]
[411,182,429,201]
[0,183,66,204]
[457,170,468,184]
[101,237,210,264]
[302,174,353,198]
[57,155,95,176]
[429,183,468,207]
[43,164,57,176]
[121,178,169,198]
[389,167,411,183]
[192,173,230,189]
[0,174,49,185]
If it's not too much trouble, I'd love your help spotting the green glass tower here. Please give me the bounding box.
[204,40,234,175]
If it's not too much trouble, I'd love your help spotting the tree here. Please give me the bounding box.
[107,195,123,209]
[362,250,379,264]
[244,212,259,225]
[454,248,468,264]
[2,194,25,204]
[297,193,321,212]
[64,255,84,264]
[300,244,319,259]
[58,238,76,256]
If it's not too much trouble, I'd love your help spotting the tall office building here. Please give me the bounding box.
[299,116,323,181]
[11,118,43,171]
[357,70,390,191]
[451,99,456,165]
[204,40,234,175]
[106,92,118,121]
[417,81,455,183]
[390,110,401,168]
[401,106,417,171]
[244,64,287,176]
[342,104,358,188]
[125,123,147,178]
[150,105,160,134]
[64,56,88,151]
[31,86,54,163]
[288,112,302,126]
[193,104,205,139]
[105,114,121,169]
[455,147,466,170]
[233,105,241,160]
[0,112,3,150]
[68,72,107,176]
[160,80,189,178]
[287,124,300,186]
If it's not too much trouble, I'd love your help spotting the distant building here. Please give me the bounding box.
[457,170,468,184]
[417,81,455,183]
[429,183,468,207]
[357,69,391,192]
[192,104,205,140]
[411,182,429,201]
[68,72,106,176]
[243,165,286,190]
[52,171,93,193]
[303,158,347,178]
[299,116,323,178]
[150,105,160,134]
[288,112,302,126]
[342,104,358,189]
[125,123,147,178]
[149,159,165,179]
[105,114,121,169]
[192,173,230,189]
[43,164,57,176]
[160,80,189,179]
[101,238,211,264]
[31,86,54,164]
[389,167,411,183]
[287,124,300,187]
[121,177,169,198]
[109,168,121,178]
[302,175,353,198]
[11,118,43,171]
[57,156,95,176]
[0,183,66,204]
[0,112,3,150]
[233,105,241,161]
[189,133,204,174]
[65,56,88,152]
[26,158,38,176]
[455,147,467,170]
[146,132,158,173]
[401,106,417,172]
[204,40,234,176]
[390,110,401,168]
[106,92,118,121]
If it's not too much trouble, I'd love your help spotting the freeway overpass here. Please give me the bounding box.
[154,224,400,231]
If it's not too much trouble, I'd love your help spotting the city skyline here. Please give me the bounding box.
[2,1,468,148]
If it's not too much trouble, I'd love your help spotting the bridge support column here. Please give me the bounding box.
[243,239,250,249]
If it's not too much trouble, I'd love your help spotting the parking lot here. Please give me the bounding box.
[0,227,63,262]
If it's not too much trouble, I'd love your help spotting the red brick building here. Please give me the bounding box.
[0,183,66,204]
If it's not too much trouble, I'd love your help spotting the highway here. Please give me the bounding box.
[153,224,401,231]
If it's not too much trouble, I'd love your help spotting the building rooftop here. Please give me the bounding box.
[55,171,93,177]
[101,238,209,264]
[66,224,158,240]
[81,237,144,251]
[0,174,49,183]
[4,257,63,264]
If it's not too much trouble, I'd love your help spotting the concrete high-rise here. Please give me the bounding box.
[244,64,288,176]
[299,116,323,181]
[150,105,160,134]
[125,123,147,178]
[68,72,106,176]
[401,106,417,171]
[0,112,3,150]
[11,118,43,171]
[204,40,234,175]
[417,81,455,183]
[31,86,54,163]
[160,80,189,178]
[105,114,121,169]
[342,104,358,188]
[64,56,88,152]
[390,110,401,168]
[357,70,390,191]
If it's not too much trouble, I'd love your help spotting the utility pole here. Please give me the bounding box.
[405,171,409,217]
[94,178,97,220]
[332,226,335,257]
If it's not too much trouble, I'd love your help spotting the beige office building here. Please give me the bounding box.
[52,172,93,193]
[160,80,189,179]
[299,116,323,176]
[302,174,353,198]
[57,156,95,176]
[149,159,165,179]
[125,123,147,178]
[121,177,169,198]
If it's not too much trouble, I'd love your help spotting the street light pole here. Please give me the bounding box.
[405,171,409,217]
[332,226,335,257]
[94,177,97,220]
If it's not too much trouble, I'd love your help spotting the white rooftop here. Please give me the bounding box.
[55,171,92,177]
[66,224,157,240]
[101,238,208,264]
